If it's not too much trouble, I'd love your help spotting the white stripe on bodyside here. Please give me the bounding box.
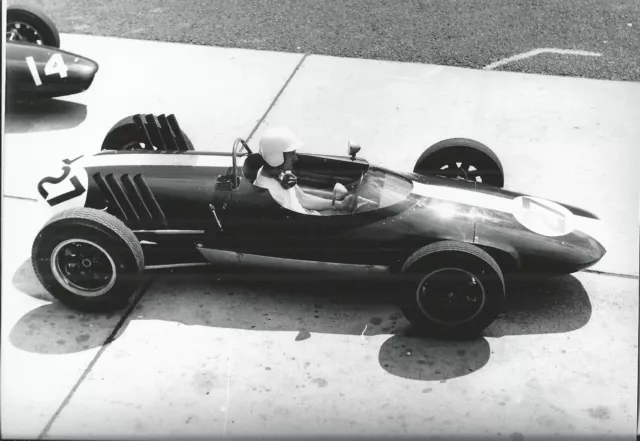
[411,182,514,214]
[79,153,240,169]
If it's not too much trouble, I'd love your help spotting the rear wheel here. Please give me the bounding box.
[32,208,145,312]
[413,138,504,187]
[101,114,194,151]
[399,241,505,339]
[7,5,60,48]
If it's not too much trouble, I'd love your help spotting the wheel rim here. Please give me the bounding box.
[6,21,44,44]
[415,268,486,325]
[50,239,117,297]
[122,142,147,150]
[433,161,493,184]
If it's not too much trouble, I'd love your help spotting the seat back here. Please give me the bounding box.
[242,153,266,183]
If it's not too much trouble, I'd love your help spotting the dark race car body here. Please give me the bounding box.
[36,145,605,276]
[6,41,99,100]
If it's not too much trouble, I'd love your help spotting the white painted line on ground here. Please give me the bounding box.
[4,194,37,202]
[484,48,602,71]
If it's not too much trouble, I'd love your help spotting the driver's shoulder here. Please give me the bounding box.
[253,168,270,187]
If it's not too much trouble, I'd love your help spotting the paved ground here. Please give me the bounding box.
[2,33,638,440]
[2,197,638,439]
[7,0,640,81]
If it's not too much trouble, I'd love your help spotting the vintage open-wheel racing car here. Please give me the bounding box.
[31,114,606,338]
[6,4,98,100]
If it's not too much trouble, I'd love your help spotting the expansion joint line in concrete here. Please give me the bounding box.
[36,277,155,439]
[582,269,639,280]
[4,194,38,202]
[246,54,309,143]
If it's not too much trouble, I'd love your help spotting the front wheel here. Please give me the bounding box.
[7,5,61,47]
[413,138,504,187]
[32,208,145,312]
[399,241,506,339]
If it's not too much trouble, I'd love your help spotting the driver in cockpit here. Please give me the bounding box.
[253,127,355,215]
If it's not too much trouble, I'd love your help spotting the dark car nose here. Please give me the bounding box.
[569,237,606,272]
[66,56,99,90]
[572,215,607,265]
[6,42,99,99]
[70,56,99,79]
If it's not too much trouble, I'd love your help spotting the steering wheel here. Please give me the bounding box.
[232,140,238,189]
[231,139,253,189]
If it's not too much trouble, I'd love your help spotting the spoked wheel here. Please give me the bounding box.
[400,241,506,339]
[6,5,61,48]
[413,138,504,187]
[50,239,117,297]
[101,114,194,151]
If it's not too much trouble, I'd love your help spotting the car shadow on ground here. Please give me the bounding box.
[9,261,592,382]
[4,98,87,134]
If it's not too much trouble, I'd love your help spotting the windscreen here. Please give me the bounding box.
[356,167,413,212]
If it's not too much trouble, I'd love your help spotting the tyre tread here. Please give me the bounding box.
[37,207,144,270]
[31,208,145,312]
[101,114,194,151]
[402,240,504,288]
[400,240,505,338]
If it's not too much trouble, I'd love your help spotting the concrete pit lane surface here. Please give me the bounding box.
[2,33,638,440]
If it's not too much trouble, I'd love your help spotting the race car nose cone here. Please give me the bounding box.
[71,56,99,77]
[567,224,607,271]
[574,238,606,271]
[6,42,99,99]
[572,216,607,262]
[67,56,99,91]
[592,237,607,262]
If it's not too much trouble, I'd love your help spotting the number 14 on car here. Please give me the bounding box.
[26,53,68,86]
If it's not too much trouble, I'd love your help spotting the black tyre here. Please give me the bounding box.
[399,241,505,339]
[7,4,61,48]
[413,138,504,187]
[31,208,145,312]
[101,114,194,151]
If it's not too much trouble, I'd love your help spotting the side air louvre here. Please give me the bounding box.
[130,113,192,151]
[93,173,167,229]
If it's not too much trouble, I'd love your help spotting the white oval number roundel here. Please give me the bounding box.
[512,196,574,237]
[36,156,89,216]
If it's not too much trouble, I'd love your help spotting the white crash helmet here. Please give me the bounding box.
[259,126,303,167]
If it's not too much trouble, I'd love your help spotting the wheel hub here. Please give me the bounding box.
[439,162,478,183]
[416,268,486,325]
[6,21,43,44]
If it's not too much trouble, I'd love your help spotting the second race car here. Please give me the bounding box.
[6,4,99,100]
